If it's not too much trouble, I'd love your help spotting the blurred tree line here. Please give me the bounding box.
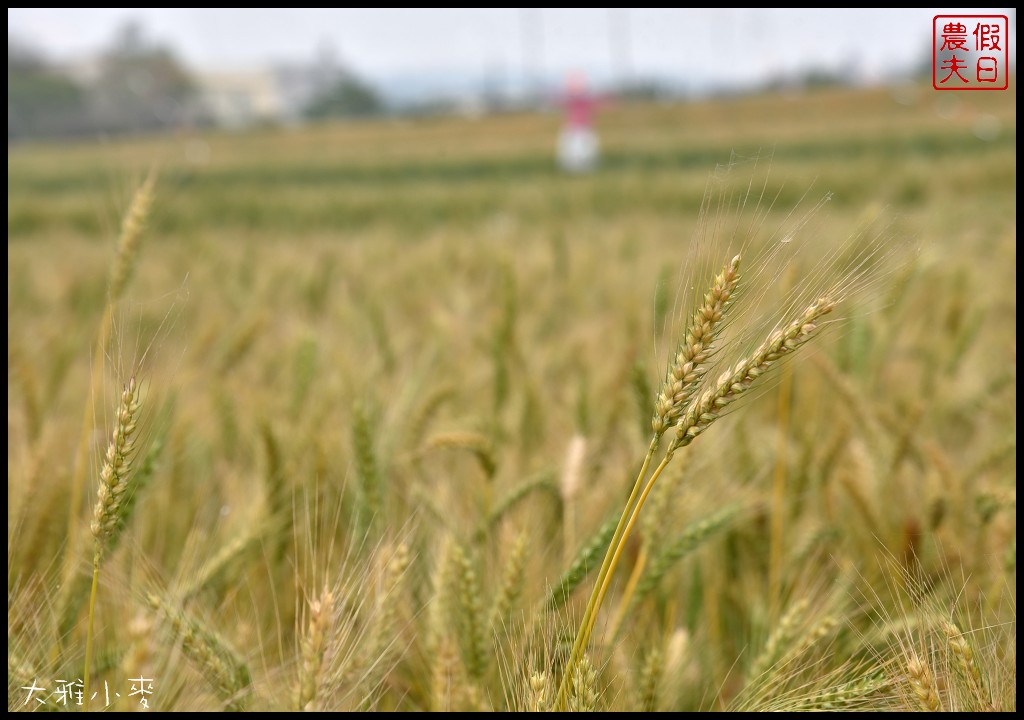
[9,21,384,142]
[8,39,86,140]
[305,78,382,120]
[9,23,196,141]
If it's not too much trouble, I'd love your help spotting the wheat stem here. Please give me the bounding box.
[579,454,673,671]
[82,551,100,711]
[608,546,649,640]
[558,296,835,709]
[555,436,658,709]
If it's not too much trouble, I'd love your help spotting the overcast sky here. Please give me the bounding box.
[7,8,1016,89]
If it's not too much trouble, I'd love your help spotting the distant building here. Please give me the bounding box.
[194,57,346,128]
[61,56,105,86]
[194,70,285,128]
[13,28,372,138]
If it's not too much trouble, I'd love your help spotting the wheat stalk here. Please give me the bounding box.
[66,172,156,563]
[84,376,143,707]
[553,256,745,707]
[557,293,837,709]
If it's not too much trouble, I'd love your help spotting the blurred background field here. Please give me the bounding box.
[6,12,1017,712]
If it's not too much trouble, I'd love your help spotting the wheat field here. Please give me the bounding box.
[7,83,1016,711]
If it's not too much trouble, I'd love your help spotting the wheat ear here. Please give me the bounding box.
[298,586,336,711]
[148,592,252,710]
[653,254,741,436]
[669,296,835,453]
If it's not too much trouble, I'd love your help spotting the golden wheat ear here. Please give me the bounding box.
[669,296,835,453]
[297,585,336,711]
[653,254,741,438]
[90,377,143,554]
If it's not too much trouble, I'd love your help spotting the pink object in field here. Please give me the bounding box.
[557,72,605,173]
[562,72,601,130]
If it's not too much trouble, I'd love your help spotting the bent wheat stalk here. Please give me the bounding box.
[556,287,837,710]
[554,256,740,707]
